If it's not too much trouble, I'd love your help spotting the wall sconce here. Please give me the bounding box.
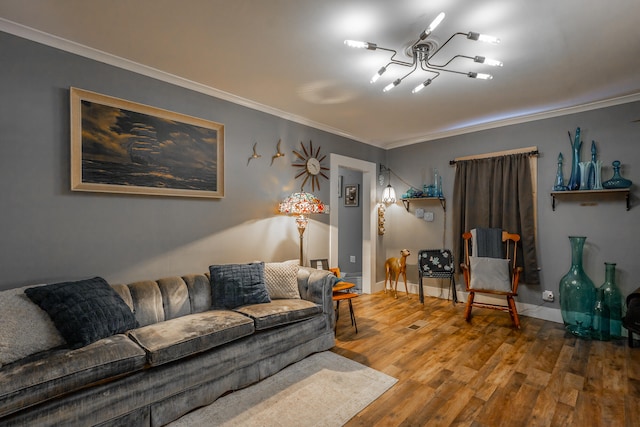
[379,165,396,204]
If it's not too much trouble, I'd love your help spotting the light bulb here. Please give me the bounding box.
[383,79,401,92]
[483,58,503,67]
[427,12,445,33]
[473,56,503,67]
[344,40,367,48]
[468,72,493,80]
[412,79,432,93]
[370,66,387,83]
[467,32,500,44]
[478,34,500,44]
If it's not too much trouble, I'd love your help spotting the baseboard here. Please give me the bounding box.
[377,281,563,324]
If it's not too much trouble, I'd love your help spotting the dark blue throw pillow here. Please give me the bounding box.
[209,262,271,309]
[25,277,139,348]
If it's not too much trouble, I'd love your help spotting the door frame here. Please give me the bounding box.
[329,154,377,294]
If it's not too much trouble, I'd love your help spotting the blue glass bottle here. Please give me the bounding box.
[559,236,596,338]
[601,262,623,339]
[602,160,632,189]
[592,288,610,341]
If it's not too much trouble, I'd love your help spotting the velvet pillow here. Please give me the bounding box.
[25,277,139,348]
[210,262,271,309]
[264,262,300,299]
[469,256,512,292]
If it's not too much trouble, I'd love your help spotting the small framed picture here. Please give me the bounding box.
[310,259,329,270]
[344,184,359,207]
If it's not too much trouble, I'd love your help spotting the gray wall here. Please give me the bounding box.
[337,167,363,274]
[0,31,384,290]
[384,101,640,307]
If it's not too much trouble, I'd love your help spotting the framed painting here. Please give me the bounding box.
[310,259,329,271]
[70,87,224,198]
[344,184,359,207]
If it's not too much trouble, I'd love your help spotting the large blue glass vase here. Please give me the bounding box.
[559,236,596,338]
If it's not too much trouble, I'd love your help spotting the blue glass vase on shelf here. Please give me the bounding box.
[559,236,596,338]
[566,127,582,191]
[553,152,567,191]
[602,160,632,189]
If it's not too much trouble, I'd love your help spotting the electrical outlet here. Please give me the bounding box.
[542,290,554,302]
[350,255,356,263]
[424,211,434,222]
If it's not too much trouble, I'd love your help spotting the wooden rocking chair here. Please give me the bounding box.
[460,229,523,329]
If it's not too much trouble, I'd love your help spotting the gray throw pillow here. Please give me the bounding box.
[264,262,300,299]
[210,262,271,309]
[24,277,139,348]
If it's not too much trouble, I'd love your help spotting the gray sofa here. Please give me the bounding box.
[0,265,336,426]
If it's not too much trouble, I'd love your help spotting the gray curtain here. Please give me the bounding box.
[452,153,540,284]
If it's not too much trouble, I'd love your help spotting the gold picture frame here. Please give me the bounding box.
[70,87,224,198]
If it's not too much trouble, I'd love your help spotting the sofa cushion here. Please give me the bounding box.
[264,262,301,299]
[210,262,271,309]
[0,334,146,418]
[25,277,139,348]
[128,310,255,366]
[0,285,66,367]
[234,299,322,330]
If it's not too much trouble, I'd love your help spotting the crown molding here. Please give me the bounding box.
[383,92,640,149]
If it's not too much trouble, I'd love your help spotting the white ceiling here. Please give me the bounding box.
[2,0,640,149]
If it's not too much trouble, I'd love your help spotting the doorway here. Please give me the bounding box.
[329,154,377,294]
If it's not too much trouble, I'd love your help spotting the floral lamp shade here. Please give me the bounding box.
[278,192,326,215]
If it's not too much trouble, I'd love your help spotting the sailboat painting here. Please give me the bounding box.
[71,88,224,198]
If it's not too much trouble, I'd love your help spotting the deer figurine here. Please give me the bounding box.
[384,249,411,298]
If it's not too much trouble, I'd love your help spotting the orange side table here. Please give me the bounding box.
[332,282,358,333]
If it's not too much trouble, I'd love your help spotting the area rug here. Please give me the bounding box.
[167,351,397,427]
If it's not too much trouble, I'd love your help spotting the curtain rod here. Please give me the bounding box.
[449,149,539,165]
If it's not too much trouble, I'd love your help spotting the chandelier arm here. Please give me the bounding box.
[422,62,469,77]
[384,49,415,67]
[418,63,441,79]
[398,60,419,82]
[428,32,467,57]
[427,54,474,69]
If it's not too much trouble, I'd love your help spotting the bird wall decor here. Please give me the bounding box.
[271,139,285,165]
[247,142,261,165]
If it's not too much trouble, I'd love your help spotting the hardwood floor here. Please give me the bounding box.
[331,291,640,427]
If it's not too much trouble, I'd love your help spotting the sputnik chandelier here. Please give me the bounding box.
[344,12,502,93]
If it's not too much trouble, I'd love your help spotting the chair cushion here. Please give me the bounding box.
[264,262,300,299]
[210,262,271,309]
[234,299,322,330]
[24,277,139,348]
[419,249,454,278]
[469,256,512,292]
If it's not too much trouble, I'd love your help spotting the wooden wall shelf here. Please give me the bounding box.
[550,189,630,211]
[401,197,446,212]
